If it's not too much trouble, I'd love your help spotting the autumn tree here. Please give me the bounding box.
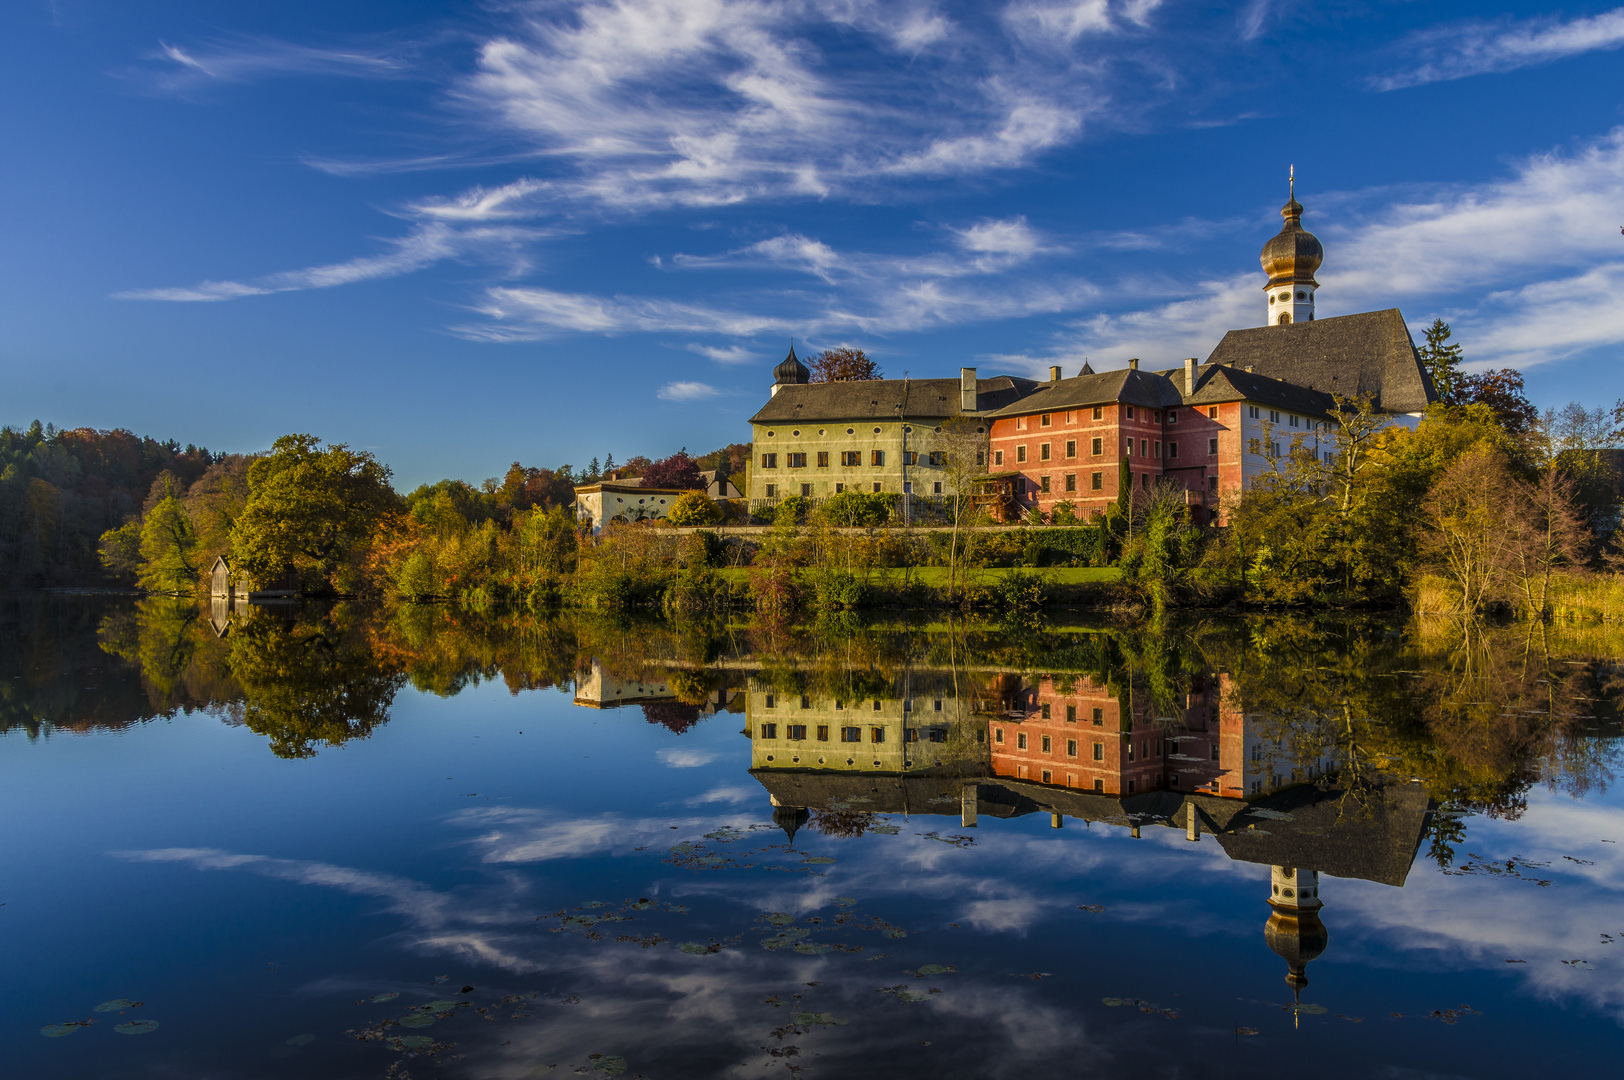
[641,451,706,490]
[230,434,401,594]
[1420,447,1518,614]
[136,491,202,594]
[809,347,881,383]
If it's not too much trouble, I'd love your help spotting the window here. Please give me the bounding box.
[1041,735,1052,752]
[842,451,861,467]
[1208,406,1218,419]
[871,450,885,466]
[1166,411,1177,425]
[800,695,810,708]
[1142,474,1149,489]
[1270,441,1281,457]
[871,727,885,743]
[1042,770,1053,784]
[1125,440,1132,457]
[764,694,775,709]
[835,483,845,493]
[1017,416,1027,429]
[1091,437,1102,456]
[787,452,807,468]
[1094,779,1104,792]
[1092,406,1103,420]
[816,725,829,741]
[1209,438,1218,455]
[1127,742,1135,761]
[1127,780,1136,794]
[1041,413,1051,427]
[1016,445,1027,462]
[1289,415,1299,428]
[1211,745,1220,761]
[976,451,985,465]
[994,728,1004,743]
[933,482,942,494]
[816,451,829,468]
[800,483,812,497]
[1040,475,1050,493]
[994,450,1004,466]
[765,484,777,497]
[788,725,806,740]
[1040,443,1051,461]
[1091,708,1103,724]
[761,723,777,738]
[1208,475,1218,492]
[1067,739,1078,757]
[1092,743,1104,760]
[1065,440,1076,458]
[902,451,917,466]
[873,700,882,711]
[1270,410,1280,423]
[1140,440,1147,457]
[1249,438,1260,454]
[1065,474,1076,492]
[835,700,844,710]
[933,700,943,712]
[929,450,946,466]
[872,482,881,493]
[1041,703,1051,720]
[928,728,946,743]
[841,726,861,742]
[761,453,778,468]
[1066,411,1074,423]
[1091,472,1102,490]
[905,728,918,743]
[1153,441,1161,459]
[1249,406,1260,419]
[1168,442,1178,459]
[1017,732,1028,749]
[1066,705,1077,722]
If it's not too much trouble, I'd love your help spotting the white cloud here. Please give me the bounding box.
[1374,8,1624,91]
[658,747,722,767]
[406,178,549,222]
[116,222,537,302]
[132,35,410,95]
[686,343,759,365]
[658,381,727,401]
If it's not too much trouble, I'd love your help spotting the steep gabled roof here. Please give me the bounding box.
[1204,309,1436,413]
[1176,365,1337,418]
[982,368,1181,418]
[749,376,1039,424]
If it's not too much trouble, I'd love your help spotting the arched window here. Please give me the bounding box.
[1278,313,1292,325]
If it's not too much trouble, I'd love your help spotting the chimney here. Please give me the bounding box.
[1128,358,1140,371]
[1049,365,1062,382]
[1184,357,1197,394]
[960,367,978,412]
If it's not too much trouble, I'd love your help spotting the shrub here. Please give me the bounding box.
[668,490,721,526]
[773,496,809,529]
[815,490,894,528]
[811,570,868,610]
[997,569,1050,612]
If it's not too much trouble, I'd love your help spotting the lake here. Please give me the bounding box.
[4,596,1621,1078]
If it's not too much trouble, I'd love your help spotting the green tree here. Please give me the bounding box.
[136,492,202,593]
[667,490,722,526]
[1418,318,1466,404]
[230,434,401,593]
[98,520,142,583]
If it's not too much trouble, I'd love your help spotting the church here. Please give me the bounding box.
[745,180,1437,524]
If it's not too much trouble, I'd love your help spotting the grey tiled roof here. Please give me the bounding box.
[749,376,1039,424]
[982,368,1182,417]
[1204,309,1437,413]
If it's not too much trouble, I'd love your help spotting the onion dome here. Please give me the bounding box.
[1265,905,1329,994]
[1260,194,1323,288]
[774,344,810,386]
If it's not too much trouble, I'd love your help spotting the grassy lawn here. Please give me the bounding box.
[716,566,1120,585]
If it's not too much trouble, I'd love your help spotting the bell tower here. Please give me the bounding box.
[1264,864,1329,1021]
[1259,167,1324,326]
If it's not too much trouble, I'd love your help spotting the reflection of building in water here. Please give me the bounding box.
[573,661,676,709]
[750,675,1430,998]
[744,675,987,774]
[987,674,1336,800]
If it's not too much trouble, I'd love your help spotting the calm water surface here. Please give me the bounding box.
[4,598,1623,1079]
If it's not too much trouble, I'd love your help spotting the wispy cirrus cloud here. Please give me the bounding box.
[126,34,413,96]
[116,222,539,302]
[1373,7,1624,91]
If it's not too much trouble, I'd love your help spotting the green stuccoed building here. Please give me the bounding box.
[745,346,1041,512]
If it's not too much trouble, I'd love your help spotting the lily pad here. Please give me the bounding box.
[792,1012,847,1026]
[793,942,837,955]
[912,964,956,977]
[369,992,401,1003]
[1102,997,1125,1007]
[41,1022,90,1037]
[834,897,858,906]
[801,856,836,865]
[592,1054,628,1075]
[869,824,901,835]
[1298,1003,1328,1015]
[398,1014,436,1028]
[114,1020,159,1035]
[762,912,797,926]
[677,942,720,955]
[877,985,930,1003]
[286,1034,316,1046]
[1236,1026,1259,1036]
[94,999,140,1012]
[390,1035,434,1050]
[423,999,463,1012]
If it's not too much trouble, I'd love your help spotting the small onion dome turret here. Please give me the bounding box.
[774,344,810,386]
[1264,905,1329,994]
[1260,196,1323,288]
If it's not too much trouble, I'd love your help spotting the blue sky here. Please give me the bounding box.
[3,0,1622,489]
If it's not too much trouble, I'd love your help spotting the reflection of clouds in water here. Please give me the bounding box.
[684,784,756,806]
[452,807,756,862]
[1327,789,1624,1019]
[657,747,720,768]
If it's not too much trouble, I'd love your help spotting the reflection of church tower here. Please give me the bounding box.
[773,804,809,843]
[1260,167,1324,326]
[1264,865,1328,1013]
